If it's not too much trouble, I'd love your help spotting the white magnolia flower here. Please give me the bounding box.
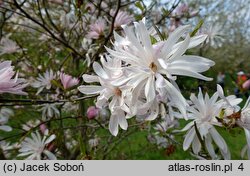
[31,70,55,95]
[0,37,20,55]
[79,18,215,136]
[22,119,41,131]
[39,103,60,120]
[88,137,100,149]
[0,61,28,95]
[181,88,230,159]
[78,55,131,136]
[0,107,14,132]
[18,130,56,160]
[0,141,19,159]
[236,97,250,159]
[216,84,242,114]
[106,18,214,120]
[200,24,224,48]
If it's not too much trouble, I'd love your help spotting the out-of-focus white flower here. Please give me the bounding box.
[155,135,168,148]
[60,11,77,29]
[88,137,100,149]
[62,101,78,113]
[0,141,19,159]
[175,4,189,16]
[154,117,179,133]
[60,72,79,90]
[64,130,77,150]
[216,84,242,116]
[0,37,20,55]
[200,24,224,48]
[18,130,56,160]
[110,10,134,28]
[39,103,60,120]
[243,80,250,90]
[0,61,28,95]
[87,18,106,39]
[181,88,230,159]
[31,70,55,95]
[0,107,13,132]
[236,97,250,159]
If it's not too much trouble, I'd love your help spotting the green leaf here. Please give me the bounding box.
[150,35,158,44]
[190,19,204,37]
[153,24,165,40]
[135,1,144,12]
[162,7,170,17]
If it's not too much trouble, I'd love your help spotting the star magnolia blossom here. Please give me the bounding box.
[78,55,132,136]
[87,18,106,39]
[106,18,214,118]
[0,37,20,55]
[236,97,250,159]
[18,130,56,160]
[0,61,28,95]
[181,88,230,159]
[39,103,60,120]
[79,18,215,136]
[31,70,55,95]
[110,10,134,28]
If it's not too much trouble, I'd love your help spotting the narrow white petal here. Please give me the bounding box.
[93,62,109,79]
[44,134,56,145]
[183,127,196,151]
[109,114,119,136]
[82,74,99,83]
[78,85,103,95]
[205,134,217,159]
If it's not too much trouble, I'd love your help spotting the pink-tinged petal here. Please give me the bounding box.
[60,72,79,89]
[0,61,28,95]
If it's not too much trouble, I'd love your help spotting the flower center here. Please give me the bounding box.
[149,62,157,72]
[114,87,122,97]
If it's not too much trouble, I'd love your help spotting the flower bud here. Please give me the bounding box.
[87,106,99,119]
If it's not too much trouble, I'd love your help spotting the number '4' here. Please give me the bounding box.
[238,163,244,171]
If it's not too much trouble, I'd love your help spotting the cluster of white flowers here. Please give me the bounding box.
[78,18,214,136]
